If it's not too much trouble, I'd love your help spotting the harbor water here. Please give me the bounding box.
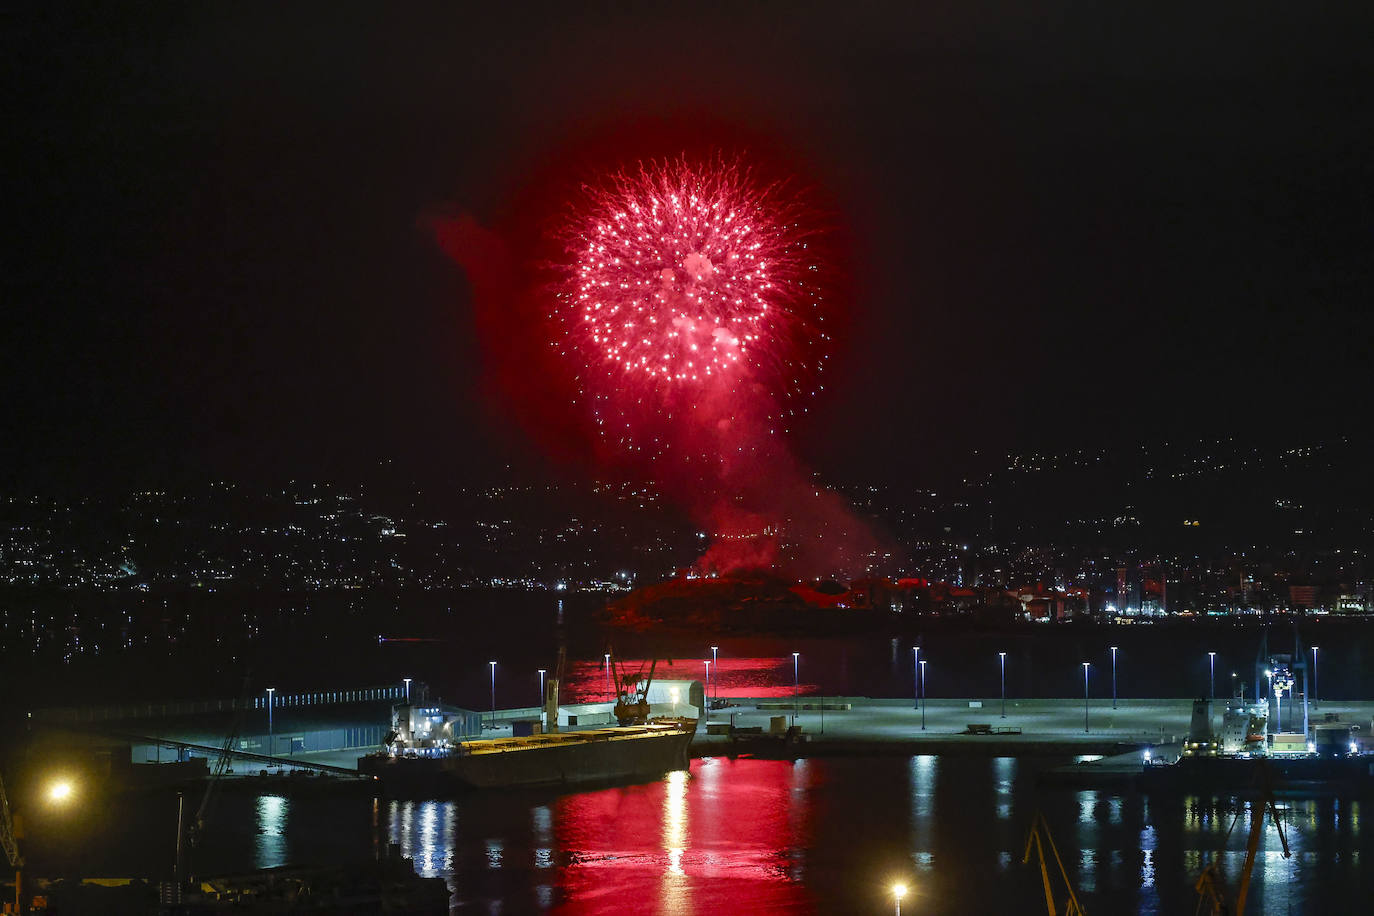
[27,755,1368,913]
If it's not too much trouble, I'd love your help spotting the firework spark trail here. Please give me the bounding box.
[552,156,829,461]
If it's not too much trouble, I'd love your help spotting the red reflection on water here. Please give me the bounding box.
[551,758,817,914]
[563,657,816,702]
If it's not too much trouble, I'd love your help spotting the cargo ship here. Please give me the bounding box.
[359,719,695,794]
[1140,751,1374,795]
[358,656,696,794]
[1139,698,1374,795]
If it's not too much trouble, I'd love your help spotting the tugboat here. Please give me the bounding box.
[358,654,695,795]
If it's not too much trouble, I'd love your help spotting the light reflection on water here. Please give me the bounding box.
[254,794,287,869]
[236,757,1366,914]
[660,768,688,914]
[908,754,936,873]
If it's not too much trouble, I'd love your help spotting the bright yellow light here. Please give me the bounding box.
[892,883,907,899]
[48,781,73,803]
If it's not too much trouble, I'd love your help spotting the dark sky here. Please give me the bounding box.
[6,4,1373,492]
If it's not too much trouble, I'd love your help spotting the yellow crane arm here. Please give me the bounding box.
[1233,794,1291,916]
[1023,812,1088,916]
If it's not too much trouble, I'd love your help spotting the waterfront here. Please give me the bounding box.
[25,755,1368,913]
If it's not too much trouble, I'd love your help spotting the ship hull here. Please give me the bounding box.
[359,723,695,796]
[1141,755,1374,796]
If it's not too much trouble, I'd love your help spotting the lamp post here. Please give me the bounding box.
[892,883,908,916]
[703,660,711,721]
[1110,646,1118,710]
[1208,652,1216,700]
[265,687,275,756]
[1311,646,1319,705]
[1231,672,1237,699]
[999,652,1007,718]
[1264,668,1274,732]
[1082,662,1091,733]
[604,653,611,702]
[403,677,411,704]
[912,646,920,710]
[489,661,497,726]
[919,660,927,731]
[9,775,79,913]
[711,646,719,710]
[538,668,547,707]
[792,652,800,727]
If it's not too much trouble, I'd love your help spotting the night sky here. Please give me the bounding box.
[7,5,1373,493]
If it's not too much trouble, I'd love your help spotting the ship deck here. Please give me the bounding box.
[455,721,694,757]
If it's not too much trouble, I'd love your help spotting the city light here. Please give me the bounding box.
[48,780,73,803]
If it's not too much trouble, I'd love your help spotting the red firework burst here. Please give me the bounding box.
[553,156,828,455]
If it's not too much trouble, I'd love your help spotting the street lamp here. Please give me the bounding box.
[711,646,719,710]
[919,660,927,731]
[1208,652,1216,700]
[7,773,78,914]
[403,677,411,704]
[1311,646,1320,705]
[999,652,1007,718]
[538,668,547,707]
[792,652,800,727]
[1264,668,1274,732]
[892,883,908,916]
[1082,662,1091,733]
[703,660,711,721]
[912,646,920,710]
[604,653,612,702]
[489,661,497,726]
[1110,646,1118,710]
[265,687,275,756]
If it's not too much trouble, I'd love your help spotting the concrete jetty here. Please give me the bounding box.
[693,697,1374,759]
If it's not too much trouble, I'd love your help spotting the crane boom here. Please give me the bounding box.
[1022,811,1087,916]
[1234,792,1290,915]
[1194,785,1291,915]
[0,772,19,868]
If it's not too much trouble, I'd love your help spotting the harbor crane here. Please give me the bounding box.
[2,771,23,915]
[1023,811,1088,916]
[611,654,659,726]
[1193,785,1290,915]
